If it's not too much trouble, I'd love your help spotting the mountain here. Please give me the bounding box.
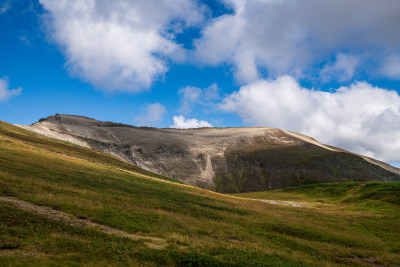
[17,114,400,193]
[1,119,400,266]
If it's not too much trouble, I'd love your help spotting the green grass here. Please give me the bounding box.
[236,182,400,211]
[1,120,400,266]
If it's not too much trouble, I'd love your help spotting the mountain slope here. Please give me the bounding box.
[17,114,400,193]
[1,119,400,266]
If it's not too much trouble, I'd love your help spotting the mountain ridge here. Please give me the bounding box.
[16,114,400,192]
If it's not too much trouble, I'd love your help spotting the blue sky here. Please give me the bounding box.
[1,0,400,166]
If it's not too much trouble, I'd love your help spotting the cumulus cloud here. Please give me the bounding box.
[38,0,400,90]
[178,83,219,113]
[320,53,359,82]
[39,0,204,91]
[171,115,212,129]
[221,76,400,162]
[135,103,166,126]
[0,78,22,102]
[195,0,400,83]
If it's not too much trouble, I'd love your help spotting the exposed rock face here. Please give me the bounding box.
[17,114,400,193]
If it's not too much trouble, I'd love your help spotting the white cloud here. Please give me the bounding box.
[320,53,359,82]
[171,115,212,129]
[135,103,166,126]
[195,0,400,83]
[178,83,219,113]
[0,78,22,102]
[221,76,400,162]
[38,0,400,90]
[39,0,204,92]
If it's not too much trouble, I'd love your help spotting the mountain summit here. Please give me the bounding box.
[17,114,400,193]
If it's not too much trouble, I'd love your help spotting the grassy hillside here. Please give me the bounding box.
[0,120,399,266]
[236,182,400,211]
[214,145,400,193]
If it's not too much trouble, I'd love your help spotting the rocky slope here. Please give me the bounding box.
[17,114,400,193]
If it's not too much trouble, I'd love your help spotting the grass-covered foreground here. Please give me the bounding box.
[0,120,399,266]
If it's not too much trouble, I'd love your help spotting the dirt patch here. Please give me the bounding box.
[348,256,381,267]
[256,199,314,208]
[228,195,315,208]
[245,198,314,208]
[0,196,167,250]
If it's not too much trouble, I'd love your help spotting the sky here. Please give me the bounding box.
[0,0,400,167]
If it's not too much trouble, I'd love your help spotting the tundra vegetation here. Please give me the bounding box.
[0,121,399,266]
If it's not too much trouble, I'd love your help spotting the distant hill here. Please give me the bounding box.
[18,114,400,193]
